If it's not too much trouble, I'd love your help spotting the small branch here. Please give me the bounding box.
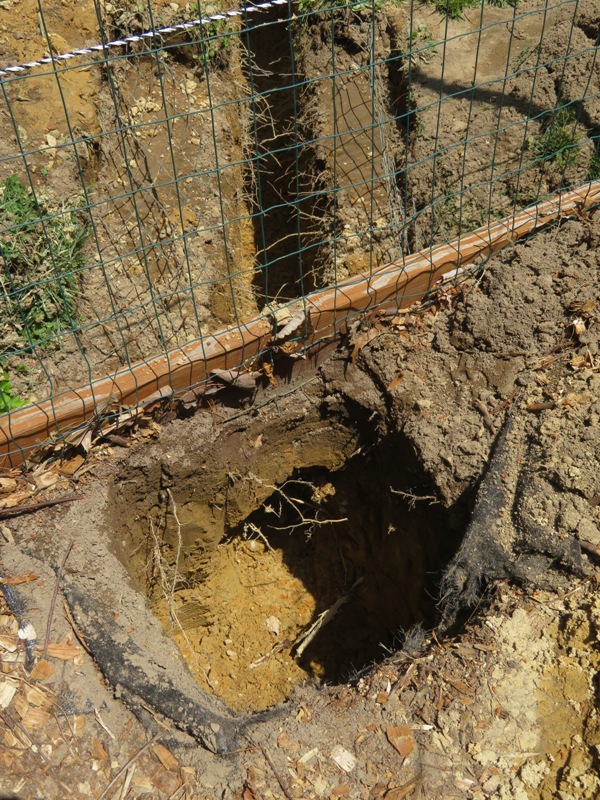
[255,741,294,800]
[119,764,136,800]
[579,539,600,558]
[0,494,83,520]
[390,488,439,510]
[294,578,363,658]
[97,731,163,800]
[243,521,274,552]
[41,540,75,662]
[527,400,556,412]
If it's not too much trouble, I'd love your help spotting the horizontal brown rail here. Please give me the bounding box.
[1,179,599,467]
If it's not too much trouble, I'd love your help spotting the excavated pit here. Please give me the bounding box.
[112,403,469,714]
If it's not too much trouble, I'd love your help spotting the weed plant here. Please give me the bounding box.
[0,175,88,355]
[0,368,26,412]
[295,0,385,16]
[527,107,582,172]
[169,2,235,68]
[432,0,517,21]
[587,147,600,181]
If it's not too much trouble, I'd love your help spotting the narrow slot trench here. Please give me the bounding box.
[243,10,331,305]
[240,8,419,304]
[386,20,420,254]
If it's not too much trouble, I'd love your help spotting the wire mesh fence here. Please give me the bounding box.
[0,0,599,461]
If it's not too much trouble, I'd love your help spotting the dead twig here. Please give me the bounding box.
[294,578,363,658]
[490,388,520,417]
[254,741,294,800]
[119,764,136,800]
[42,540,75,662]
[527,400,556,412]
[390,488,440,509]
[0,494,83,519]
[97,731,163,800]
[62,597,91,654]
[94,708,117,741]
[1,709,48,762]
[579,540,600,558]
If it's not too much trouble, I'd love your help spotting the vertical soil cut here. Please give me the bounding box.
[243,11,332,304]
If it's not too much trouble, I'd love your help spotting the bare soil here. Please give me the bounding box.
[2,0,598,403]
[1,206,600,798]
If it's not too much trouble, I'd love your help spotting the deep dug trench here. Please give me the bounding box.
[242,6,410,304]
[111,383,467,719]
[53,211,600,760]
[1,212,600,797]
[12,357,473,755]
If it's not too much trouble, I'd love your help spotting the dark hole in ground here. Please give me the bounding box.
[234,432,467,685]
[116,422,471,713]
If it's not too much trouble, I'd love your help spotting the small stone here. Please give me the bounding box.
[265,615,281,636]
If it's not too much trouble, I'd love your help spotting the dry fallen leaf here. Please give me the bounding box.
[59,454,86,476]
[0,573,40,586]
[387,373,403,392]
[448,678,473,695]
[386,725,415,758]
[2,730,22,749]
[0,490,33,510]
[0,478,17,494]
[29,658,54,681]
[0,679,18,709]
[351,328,379,364]
[330,745,357,773]
[0,525,14,544]
[91,737,109,763]
[0,635,18,653]
[331,783,350,797]
[384,779,419,799]
[20,705,50,731]
[33,471,58,490]
[26,685,53,709]
[130,774,154,792]
[153,742,178,772]
[276,732,297,751]
[43,642,84,661]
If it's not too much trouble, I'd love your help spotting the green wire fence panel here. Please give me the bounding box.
[0,0,598,455]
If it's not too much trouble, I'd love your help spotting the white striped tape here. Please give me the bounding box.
[0,0,289,78]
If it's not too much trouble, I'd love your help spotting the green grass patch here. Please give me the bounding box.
[295,0,385,15]
[431,0,517,21]
[527,107,582,172]
[0,175,89,355]
[586,145,600,181]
